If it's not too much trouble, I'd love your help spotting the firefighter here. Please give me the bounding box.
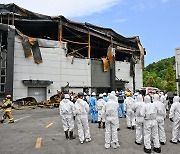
[0,95,14,123]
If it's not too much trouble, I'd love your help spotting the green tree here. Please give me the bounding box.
[144,76,155,87]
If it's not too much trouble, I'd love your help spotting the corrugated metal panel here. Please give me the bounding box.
[91,60,110,87]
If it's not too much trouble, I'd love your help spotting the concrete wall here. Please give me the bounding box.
[91,60,110,88]
[175,48,180,95]
[13,36,91,100]
[115,61,143,91]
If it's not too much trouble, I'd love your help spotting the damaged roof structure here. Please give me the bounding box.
[0,3,145,101]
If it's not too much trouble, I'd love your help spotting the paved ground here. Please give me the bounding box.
[0,107,180,154]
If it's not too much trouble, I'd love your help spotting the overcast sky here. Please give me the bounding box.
[1,0,180,66]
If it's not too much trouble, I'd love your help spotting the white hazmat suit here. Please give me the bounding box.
[96,95,106,122]
[59,96,75,132]
[101,93,120,149]
[124,96,135,129]
[153,94,166,144]
[74,98,91,143]
[140,95,161,152]
[169,96,180,143]
[132,94,145,144]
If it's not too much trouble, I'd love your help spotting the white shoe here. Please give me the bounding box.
[80,141,84,144]
[105,143,110,149]
[85,138,91,142]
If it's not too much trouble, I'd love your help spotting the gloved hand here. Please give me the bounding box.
[170,118,173,122]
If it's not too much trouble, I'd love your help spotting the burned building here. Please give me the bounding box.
[0,3,145,102]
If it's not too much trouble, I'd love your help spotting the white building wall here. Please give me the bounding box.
[175,48,180,94]
[13,36,91,100]
[115,61,143,91]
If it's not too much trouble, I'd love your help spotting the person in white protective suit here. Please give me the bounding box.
[74,92,91,144]
[140,95,161,153]
[124,92,136,129]
[101,93,120,149]
[169,96,180,144]
[96,94,106,128]
[153,94,166,145]
[131,94,145,145]
[159,92,168,111]
[59,94,76,140]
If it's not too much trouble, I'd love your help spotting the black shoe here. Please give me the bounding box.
[170,140,177,144]
[127,127,131,129]
[144,147,151,153]
[91,120,94,123]
[103,122,105,129]
[124,115,126,118]
[117,128,120,131]
[119,117,122,118]
[135,141,141,145]
[178,140,180,143]
[98,122,101,128]
[69,131,76,140]
[95,121,98,123]
[64,131,69,139]
[153,147,161,153]
[98,125,101,128]
[160,142,165,145]
[132,126,135,130]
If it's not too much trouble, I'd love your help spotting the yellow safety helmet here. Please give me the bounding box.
[126,92,131,97]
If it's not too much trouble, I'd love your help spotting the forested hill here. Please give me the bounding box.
[143,56,176,92]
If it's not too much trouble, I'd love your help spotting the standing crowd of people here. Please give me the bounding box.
[59,90,180,153]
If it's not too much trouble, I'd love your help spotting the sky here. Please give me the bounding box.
[1,0,180,66]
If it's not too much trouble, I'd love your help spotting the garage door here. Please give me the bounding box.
[28,87,46,102]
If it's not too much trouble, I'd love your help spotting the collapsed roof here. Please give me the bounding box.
[0,3,145,64]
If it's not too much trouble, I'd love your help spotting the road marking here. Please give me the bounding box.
[4,115,31,124]
[45,122,53,128]
[35,138,42,148]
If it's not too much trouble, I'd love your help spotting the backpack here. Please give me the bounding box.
[118,95,124,103]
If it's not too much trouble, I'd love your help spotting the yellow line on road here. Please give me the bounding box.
[35,138,42,149]
[45,122,53,128]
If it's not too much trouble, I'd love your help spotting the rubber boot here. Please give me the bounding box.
[65,131,69,139]
[98,121,101,128]
[153,147,161,153]
[103,122,105,129]
[69,131,76,140]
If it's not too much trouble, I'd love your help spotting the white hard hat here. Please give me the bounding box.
[99,94,103,98]
[116,91,119,94]
[84,92,87,96]
[111,91,116,95]
[64,94,70,99]
[103,92,107,96]
[92,92,96,96]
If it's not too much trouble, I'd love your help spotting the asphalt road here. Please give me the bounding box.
[0,107,179,154]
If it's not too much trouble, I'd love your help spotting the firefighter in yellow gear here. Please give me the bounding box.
[0,95,14,123]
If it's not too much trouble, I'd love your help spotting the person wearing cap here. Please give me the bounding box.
[169,96,180,144]
[124,92,135,129]
[153,94,166,145]
[140,95,161,153]
[89,92,98,123]
[59,94,76,140]
[118,91,126,118]
[0,95,14,123]
[96,94,106,128]
[74,92,91,144]
[131,94,145,145]
[101,93,120,149]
